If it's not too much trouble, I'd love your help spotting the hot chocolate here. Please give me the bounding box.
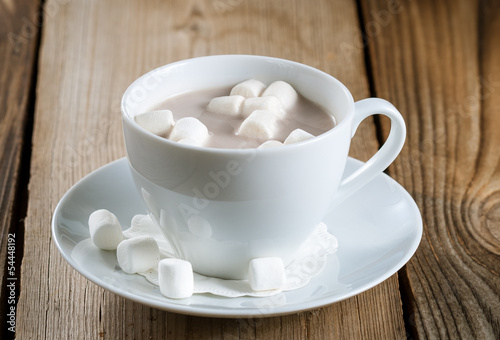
[147,82,335,149]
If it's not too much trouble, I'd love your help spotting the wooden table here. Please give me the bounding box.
[1,0,499,338]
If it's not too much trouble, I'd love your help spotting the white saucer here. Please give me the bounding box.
[52,157,422,318]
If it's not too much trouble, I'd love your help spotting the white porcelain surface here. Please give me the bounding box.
[52,157,422,318]
[121,55,406,279]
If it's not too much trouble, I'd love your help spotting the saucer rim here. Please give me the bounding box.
[51,157,422,318]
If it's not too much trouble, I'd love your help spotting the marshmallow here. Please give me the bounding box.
[230,79,266,98]
[134,110,174,137]
[207,95,245,117]
[88,209,123,250]
[248,257,286,291]
[241,96,285,118]
[177,138,199,146]
[237,110,278,140]
[284,128,315,145]
[257,140,283,149]
[169,117,209,146]
[158,258,194,299]
[117,236,160,274]
[262,81,298,109]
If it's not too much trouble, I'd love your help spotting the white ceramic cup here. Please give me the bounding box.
[121,55,406,280]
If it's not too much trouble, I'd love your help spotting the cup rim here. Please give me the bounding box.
[121,54,354,154]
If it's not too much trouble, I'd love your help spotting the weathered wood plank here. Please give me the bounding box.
[0,0,40,336]
[16,0,406,338]
[360,0,500,338]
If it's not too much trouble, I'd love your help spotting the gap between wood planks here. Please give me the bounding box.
[355,0,415,339]
[355,0,386,150]
[0,3,43,340]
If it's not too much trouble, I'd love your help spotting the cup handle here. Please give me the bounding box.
[333,98,406,206]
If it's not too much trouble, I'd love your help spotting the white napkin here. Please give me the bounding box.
[123,214,338,298]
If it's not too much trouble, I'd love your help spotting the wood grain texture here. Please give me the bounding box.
[0,0,39,330]
[16,0,406,338]
[360,0,500,338]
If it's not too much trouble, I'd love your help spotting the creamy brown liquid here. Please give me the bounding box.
[151,86,335,149]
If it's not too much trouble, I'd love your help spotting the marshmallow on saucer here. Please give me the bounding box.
[158,258,194,299]
[134,110,175,137]
[262,81,298,109]
[169,117,209,146]
[237,110,278,140]
[207,95,245,117]
[284,128,315,145]
[258,140,283,149]
[241,96,285,118]
[88,209,123,250]
[248,257,286,291]
[117,236,160,274]
[230,79,266,98]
